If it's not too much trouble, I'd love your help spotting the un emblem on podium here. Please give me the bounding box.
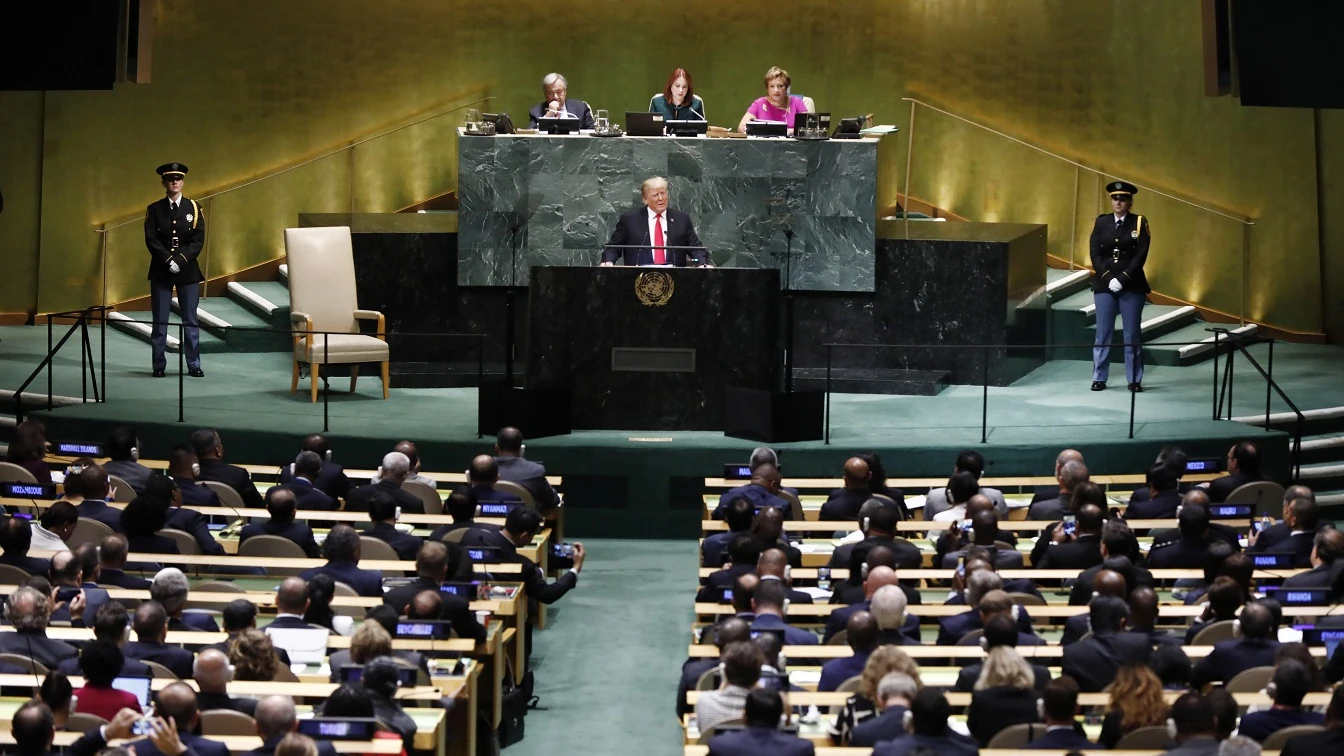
[635,271,675,306]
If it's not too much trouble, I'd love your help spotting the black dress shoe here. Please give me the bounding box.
[1091,381,1106,391]
[152,369,165,378]
[1129,382,1143,393]
[189,367,205,378]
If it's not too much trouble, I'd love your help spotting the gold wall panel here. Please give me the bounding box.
[0,93,45,315]
[0,0,1336,333]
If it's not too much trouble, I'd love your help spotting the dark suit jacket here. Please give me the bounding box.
[1206,472,1263,504]
[75,499,124,531]
[459,527,577,604]
[196,459,263,509]
[954,662,1051,693]
[829,536,922,571]
[968,686,1041,746]
[1025,496,1068,522]
[98,567,152,590]
[750,613,817,646]
[494,455,560,511]
[165,505,226,556]
[850,705,909,748]
[1060,613,1091,646]
[819,489,872,522]
[133,735,229,756]
[0,631,78,669]
[361,522,424,561]
[1024,728,1095,750]
[1253,530,1316,567]
[937,608,1036,646]
[381,577,486,642]
[527,98,594,129]
[872,732,980,756]
[125,640,195,679]
[58,654,151,678]
[298,560,384,597]
[345,480,424,515]
[1037,535,1102,570]
[698,564,756,603]
[676,657,718,718]
[1068,557,1155,604]
[1146,537,1216,569]
[171,476,222,510]
[144,195,205,284]
[1283,562,1342,589]
[47,583,110,627]
[1089,211,1151,294]
[172,613,220,632]
[702,530,747,568]
[196,690,258,717]
[711,484,791,519]
[279,461,351,501]
[1124,489,1182,519]
[1190,637,1280,688]
[1280,724,1344,756]
[1061,631,1152,692]
[707,727,815,756]
[601,206,706,266]
[246,736,338,756]
[240,519,321,558]
[277,477,338,512]
[0,553,50,576]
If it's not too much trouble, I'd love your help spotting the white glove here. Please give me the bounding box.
[1108,277,1122,293]
[169,259,181,274]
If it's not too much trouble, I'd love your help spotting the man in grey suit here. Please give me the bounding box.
[494,427,560,512]
[1026,458,1089,521]
[924,450,1009,519]
[527,72,595,129]
[1160,693,1222,756]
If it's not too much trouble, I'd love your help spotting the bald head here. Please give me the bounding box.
[966,494,995,518]
[255,695,298,739]
[1129,586,1160,628]
[1182,488,1211,508]
[1093,569,1127,599]
[1055,449,1083,473]
[753,506,785,542]
[847,611,880,652]
[843,457,871,489]
[276,577,310,616]
[468,454,497,484]
[864,565,899,598]
[715,618,751,648]
[757,548,790,580]
[157,681,200,730]
[49,551,80,586]
[194,648,233,693]
[750,463,781,492]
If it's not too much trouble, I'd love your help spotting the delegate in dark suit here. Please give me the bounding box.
[278,477,338,512]
[830,536,923,571]
[381,577,486,642]
[494,455,560,511]
[527,97,595,129]
[676,658,719,718]
[360,522,423,561]
[298,560,384,598]
[1283,562,1342,589]
[240,519,321,558]
[196,458,264,510]
[711,484,791,519]
[459,526,577,604]
[165,504,226,556]
[1205,471,1262,504]
[1036,535,1102,571]
[872,733,980,756]
[0,631,78,669]
[279,461,351,502]
[133,734,229,756]
[937,608,1037,647]
[75,499,125,531]
[1024,728,1094,750]
[601,205,707,267]
[144,164,205,374]
[1190,637,1280,688]
[819,489,874,522]
[98,567,153,590]
[345,481,424,515]
[849,706,909,747]
[1088,182,1151,390]
[1280,725,1344,756]
[173,478,222,511]
[968,686,1041,746]
[1250,530,1317,568]
[196,690,258,717]
[125,640,196,679]
[1124,489,1182,519]
[707,727,815,756]
[1061,632,1152,692]
[58,655,151,677]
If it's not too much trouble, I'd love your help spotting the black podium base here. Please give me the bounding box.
[476,382,573,439]
[723,387,825,443]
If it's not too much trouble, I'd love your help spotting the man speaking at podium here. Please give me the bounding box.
[600,177,710,267]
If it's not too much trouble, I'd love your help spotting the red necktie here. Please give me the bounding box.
[653,213,666,265]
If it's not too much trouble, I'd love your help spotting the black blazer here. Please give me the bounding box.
[125,640,195,679]
[601,206,706,266]
[527,98,595,129]
[1061,631,1152,692]
[494,455,560,511]
[0,631,77,669]
[240,519,321,558]
[460,527,577,604]
[1282,727,1344,756]
[361,522,424,561]
[1089,212,1151,294]
[1037,535,1102,570]
[1068,557,1155,605]
[1190,637,1280,688]
[98,567,153,590]
[967,686,1041,746]
[1206,472,1263,503]
[1124,489,1182,519]
[1146,536,1217,569]
[196,691,257,717]
[345,480,424,515]
[1254,530,1316,568]
[381,577,487,642]
[196,459,264,509]
[829,536,923,571]
[278,478,338,512]
[279,461,351,501]
[818,489,872,521]
[165,505,226,556]
[144,195,205,284]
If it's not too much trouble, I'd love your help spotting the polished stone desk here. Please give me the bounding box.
[457,132,881,291]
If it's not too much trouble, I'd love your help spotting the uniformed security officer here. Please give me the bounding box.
[144,163,206,377]
[1089,180,1150,392]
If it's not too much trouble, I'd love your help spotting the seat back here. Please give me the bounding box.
[201,710,257,737]
[359,536,400,561]
[1262,724,1327,750]
[986,723,1043,749]
[442,528,469,544]
[1190,619,1239,645]
[187,580,246,610]
[1225,665,1275,692]
[0,654,47,675]
[0,462,38,484]
[836,674,863,694]
[1114,725,1174,750]
[826,630,849,646]
[1226,481,1287,518]
[200,480,246,513]
[778,489,803,521]
[69,517,115,549]
[1007,591,1045,607]
[238,535,307,576]
[400,480,442,515]
[0,564,33,583]
[160,528,201,575]
[332,581,359,597]
[65,713,109,734]
[143,660,179,679]
[694,667,719,691]
[107,475,136,502]
[493,480,537,510]
[956,629,985,646]
[696,719,744,745]
[284,227,359,336]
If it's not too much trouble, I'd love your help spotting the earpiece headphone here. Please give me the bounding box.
[130,442,140,462]
[123,624,132,644]
[782,598,791,614]
[1262,682,1277,699]
[979,636,988,650]
[862,517,871,533]
[903,709,914,733]
[1036,699,1045,720]
[191,462,201,476]
[860,563,869,580]
[783,565,792,582]
[1233,619,1242,637]
[1166,718,1178,740]
[324,449,333,462]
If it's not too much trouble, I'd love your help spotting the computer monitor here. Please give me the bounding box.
[111,676,152,708]
[625,112,664,137]
[536,117,582,135]
[745,120,787,137]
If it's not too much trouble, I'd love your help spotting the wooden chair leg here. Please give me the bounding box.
[381,360,390,399]
[290,360,300,394]
[310,363,320,403]
[350,364,359,393]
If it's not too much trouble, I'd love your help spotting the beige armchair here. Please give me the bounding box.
[284,226,389,402]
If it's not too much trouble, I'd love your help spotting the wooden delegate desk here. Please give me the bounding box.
[709,567,1308,583]
[0,732,404,754]
[687,749,1279,756]
[692,602,1342,622]
[683,644,1329,660]
[702,472,1223,491]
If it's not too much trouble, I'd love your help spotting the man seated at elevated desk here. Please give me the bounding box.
[528,72,595,129]
[599,177,710,267]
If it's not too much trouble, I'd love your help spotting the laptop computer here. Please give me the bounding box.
[625,112,665,136]
[111,676,152,708]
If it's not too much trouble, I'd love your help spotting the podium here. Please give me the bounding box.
[525,266,781,431]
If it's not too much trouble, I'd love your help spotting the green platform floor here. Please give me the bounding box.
[4,324,1342,536]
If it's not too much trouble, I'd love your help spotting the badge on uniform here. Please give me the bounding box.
[1131,229,1139,239]
[186,214,194,223]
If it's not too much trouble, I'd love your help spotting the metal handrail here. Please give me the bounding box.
[1210,327,1304,481]
[14,306,112,423]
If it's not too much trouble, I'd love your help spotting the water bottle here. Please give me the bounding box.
[817,566,831,593]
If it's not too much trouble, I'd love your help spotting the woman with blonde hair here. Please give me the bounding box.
[1098,662,1170,748]
[737,66,810,133]
[349,619,394,665]
[967,615,1042,745]
[229,628,280,681]
[274,733,318,756]
[827,645,922,745]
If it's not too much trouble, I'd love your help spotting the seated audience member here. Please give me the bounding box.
[820,457,876,521]
[1061,568,1126,645]
[942,507,1022,569]
[1249,496,1321,567]
[33,501,77,550]
[1148,501,1223,569]
[832,543,925,607]
[74,541,110,602]
[191,428,263,508]
[1126,460,1184,519]
[278,451,338,512]
[383,541,486,641]
[12,700,173,756]
[829,499,921,570]
[1283,527,1344,589]
[319,684,406,756]
[649,68,706,121]
[361,657,416,750]
[120,496,180,556]
[242,488,321,557]
[928,471,981,524]
[1205,441,1264,503]
[1236,659,1324,742]
[1279,685,1344,756]
[1068,521,1152,604]
[937,570,1034,646]
[826,564,899,641]
[427,486,494,543]
[460,507,585,604]
[711,463,791,520]
[751,507,802,568]
[346,452,423,515]
[65,462,122,530]
[935,495,1018,564]
[1180,544,1248,607]
[125,601,195,679]
[925,450,1009,519]
[58,602,151,677]
[494,427,561,512]
[1025,457,1088,521]
[0,516,52,576]
[1099,663,1171,747]
[146,475,235,561]
[132,681,229,756]
[966,635,1044,746]
[736,66,809,133]
[1254,484,1314,552]
[104,426,154,494]
[527,72,594,128]
[871,584,920,645]
[278,433,351,501]
[757,547,809,604]
[1150,644,1195,690]
[359,491,423,561]
[1205,687,1239,742]
[1162,693,1221,756]
[152,567,218,631]
[195,647,257,716]
[749,579,816,645]
[1034,498,1105,570]
[706,688,814,756]
[266,576,325,631]
[1125,586,1184,647]
[98,533,152,589]
[297,524,384,597]
[38,672,73,730]
[49,548,109,626]
[819,611,880,692]
[703,497,754,568]
[695,641,764,733]
[249,695,340,756]
[74,640,141,721]
[302,574,354,636]
[230,628,280,681]
[1219,736,1264,756]
[6,419,52,484]
[857,452,908,519]
[1026,676,1092,750]
[1275,643,1328,692]
[678,618,750,718]
[850,672,919,747]
[829,646,923,745]
[380,441,435,489]
[203,599,291,665]
[873,688,980,756]
[465,453,522,507]
[339,611,429,679]
[1062,595,1151,692]
[973,590,1039,647]
[0,586,77,669]
[157,447,222,510]
[1184,576,1246,643]
[1191,601,1281,688]
[955,614,1050,692]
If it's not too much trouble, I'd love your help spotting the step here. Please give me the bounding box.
[228,281,290,321]
[790,367,951,397]
[107,311,229,354]
[1299,462,1344,493]
[0,390,85,410]
[1232,405,1344,436]
[1298,434,1344,466]
[1045,269,1092,301]
[1145,322,1242,367]
[278,264,288,284]
[1082,304,1197,334]
[1051,288,1096,313]
[1319,491,1344,510]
